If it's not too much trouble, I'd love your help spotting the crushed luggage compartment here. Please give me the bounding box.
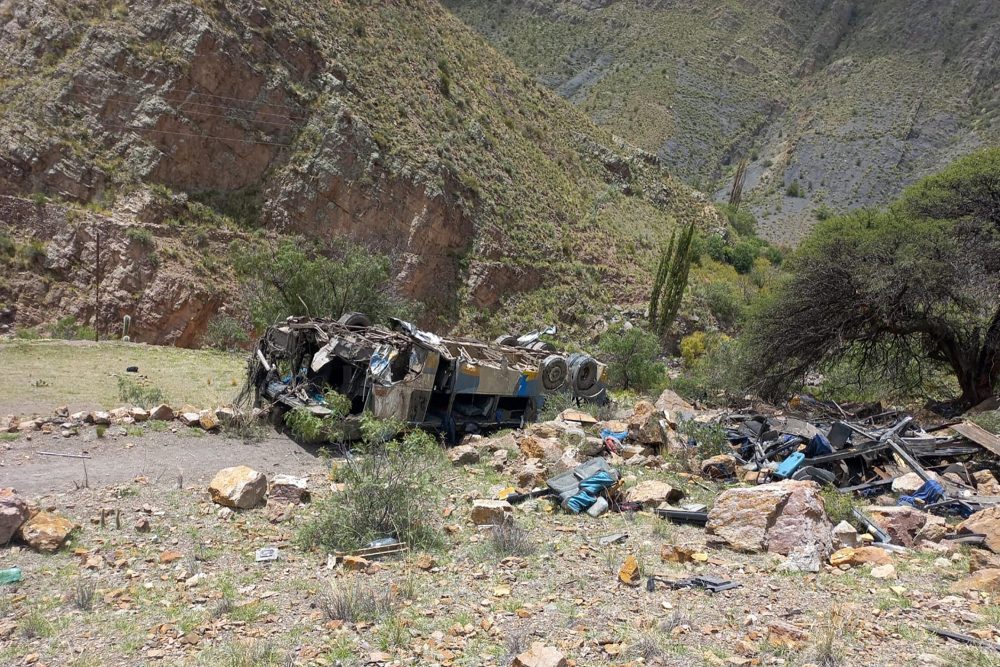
[246,315,607,439]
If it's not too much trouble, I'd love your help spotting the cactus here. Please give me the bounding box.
[122,314,131,342]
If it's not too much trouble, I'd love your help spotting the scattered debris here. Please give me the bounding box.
[255,547,279,562]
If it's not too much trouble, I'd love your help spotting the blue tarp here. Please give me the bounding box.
[565,471,617,513]
[898,479,944,508]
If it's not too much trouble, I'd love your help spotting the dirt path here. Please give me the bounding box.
[0,427,321,496]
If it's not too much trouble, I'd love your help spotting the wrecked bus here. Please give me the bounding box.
[247,315,606,440]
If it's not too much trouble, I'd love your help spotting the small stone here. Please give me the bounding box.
[512,642,567,667]
[470,499,513,526]
[88,411,111,425]
[159,549,183,564]
[871,563,897,579]
[149,404,174,421]
[342,555,371,572]
[933,557,951,569]
[625,480,683,507]
[414,554,437,570]
[700,454,736,479]
[178,412,201,426]
[198,410,219,430]
[447,445,481,466]
[832,520,859,549]
[973,470,1000,496]
[134,516,151,533]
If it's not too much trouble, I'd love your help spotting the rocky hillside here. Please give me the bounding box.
[444,0,1000,242]
[0,0,720,345]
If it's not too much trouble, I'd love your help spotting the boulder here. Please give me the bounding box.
[706,480,831,560]
[625,480,683,507]
[968,550,1000,573]
[342,555,371,572]
[517,435,563,463]
[654,388,694,416]
[490,448,509,470]
[958,506,1000,553]
[526,421,566,440]
[18,511,75,552]
[69,411,88,422]
[214,407,237,426]
[950,568,1000,593]
[149,404,174,421]
[627,401,667,446]
[832,520,859,549]
[579,436,606,457]
[178,412,201,426]
[700,454,736,480]
[517,459,547,488]
[974,470,1000,496]
[470,499,512,526]
[513,643,567,667]
[868,506,929,547]
[198,410,219,430]
[0,488,30,545]
[830,546,892,567]
[1,415,17,432]
[17,419,39,432]
[870,563,897,579]
[209,466,267,509]
[561,428,586,449]
[269,474,309,504]
[447,445,481,466]
[916,514,949,543]
[129,407,149,422]
[891,471,941,494]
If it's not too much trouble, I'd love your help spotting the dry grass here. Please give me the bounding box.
[0,340,243,413]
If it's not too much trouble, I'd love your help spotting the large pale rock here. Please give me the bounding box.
[149,404,174,421]
[18,511,75,552]
[209,466,267,509]
[513,642,567,667]
[0,488,29,545]
[470,499,512,526]
[950,568,1000,593]
[178,412,201,426]
[958,506,1000,553]
[868,506,929,547]
[707,480,831,560]
[269,474,309,504]
[517,459,547,487]
[974,470,1000,496]
[627,401,667,446]
[198,410,219,430]
[891,471,941,494]
[700,454,736,480]
[832,520,859,549]
[579,436,606,457]
[625,480,683,507]
[517,435,563,462]
[129,407,149,422]
[654,388,694,415]
[447,445,481,466]
[969,550,1000,573]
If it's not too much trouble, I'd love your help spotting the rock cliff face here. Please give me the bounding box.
[445,0,1000,242]
[0,0,718,344]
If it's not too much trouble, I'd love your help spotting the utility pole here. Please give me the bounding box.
[93,224,101,342]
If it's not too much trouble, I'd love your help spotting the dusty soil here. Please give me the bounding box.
[1,423,998,667]
[0,426,319,496]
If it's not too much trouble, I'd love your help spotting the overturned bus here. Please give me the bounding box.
[247,315,606,439]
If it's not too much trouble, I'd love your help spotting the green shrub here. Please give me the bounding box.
[679,332,707,367]
[718,203,757,236]
[702,281,745,328]
[117,376,164,408]
[125,226,154,246]
[203,315,248,351]
[786,180,801,197]
[50,316,96,340]
[597,324,665,393]
[724,240,758,274]
[298,421,445,552]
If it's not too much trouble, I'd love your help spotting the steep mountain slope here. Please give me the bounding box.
[0,0,719,344]
[444,0,1000,241]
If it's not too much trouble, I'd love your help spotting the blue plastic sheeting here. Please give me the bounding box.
[774,451,805,478]
[565,471,617,513]
[600,429,628,442]
[898,479,944,508]
[804,433,833,458]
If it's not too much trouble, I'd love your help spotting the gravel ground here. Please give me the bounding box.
[1,426,999,667]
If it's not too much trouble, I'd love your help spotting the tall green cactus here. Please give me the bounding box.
[648,221,695,336]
